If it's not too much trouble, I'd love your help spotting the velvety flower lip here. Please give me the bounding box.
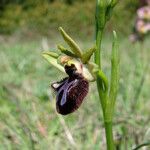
[51,63,89,115]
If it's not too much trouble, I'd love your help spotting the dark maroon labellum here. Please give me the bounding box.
[51,64,89,115]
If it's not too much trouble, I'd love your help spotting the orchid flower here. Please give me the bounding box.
[42,27,101,115]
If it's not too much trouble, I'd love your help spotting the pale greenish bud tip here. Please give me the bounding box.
[113,31,117,40]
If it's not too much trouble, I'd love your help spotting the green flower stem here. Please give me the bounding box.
[104,122,115,150]
[95,29,103,69]
[97,70,109,112]
[95,32,119,150]
[95,28,107,113]
[95,26,115,150]
[95,2,119,149]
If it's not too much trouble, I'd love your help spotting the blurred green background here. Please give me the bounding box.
[0,0,150,149]
[0,0,139,36]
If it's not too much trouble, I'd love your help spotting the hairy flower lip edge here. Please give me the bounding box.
[50,59,90,115]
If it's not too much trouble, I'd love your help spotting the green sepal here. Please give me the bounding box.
[59,27,82,58]
[42,51,59,59]
[81,46,96,64]
[42,52,65,73]
[57,45,78,58]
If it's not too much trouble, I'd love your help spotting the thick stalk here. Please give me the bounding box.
[104,121,115,150]
[95,30,103,69]
[95,29,115,150]
[95,29,105,112]
[104,100,115,150]
[95,1,119,150]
